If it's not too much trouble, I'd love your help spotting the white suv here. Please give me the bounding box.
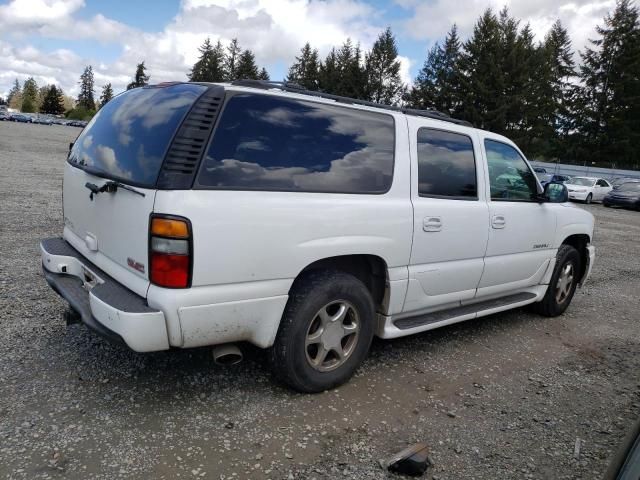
[41,81,595,392]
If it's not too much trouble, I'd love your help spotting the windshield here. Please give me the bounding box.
[569,177,595,186]
[68,83,206,187]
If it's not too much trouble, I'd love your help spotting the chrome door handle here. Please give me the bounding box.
[423,216,442,232]
[492,215,506,229]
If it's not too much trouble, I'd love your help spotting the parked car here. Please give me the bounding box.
[611,177,640,190]
[603,417,640,480]
[603,182,640,210]
[0,112,8,121]
[10,113,31,123]
[533,166,547,174]
[538,174,570,187]
[33,115,53,125]
[565,176,613,203]
[40,81,595,392]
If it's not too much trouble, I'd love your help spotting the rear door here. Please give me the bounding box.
[62,83,207,297]
[403,118,489,313]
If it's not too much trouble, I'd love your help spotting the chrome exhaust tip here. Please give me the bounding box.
[212,344,243,366]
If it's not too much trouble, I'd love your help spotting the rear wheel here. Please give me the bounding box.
[533,244,581,317]
[268,270,375,393]
[585,193,593,204]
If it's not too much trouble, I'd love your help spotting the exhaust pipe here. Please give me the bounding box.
[212,344,243,366]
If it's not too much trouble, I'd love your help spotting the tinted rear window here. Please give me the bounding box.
[417,128,477,199]
[196,94,395,193]
[68,84,206,187]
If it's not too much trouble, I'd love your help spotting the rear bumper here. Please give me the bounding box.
[41,238,169,352]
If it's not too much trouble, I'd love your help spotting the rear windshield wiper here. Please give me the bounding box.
[85,181,146,200]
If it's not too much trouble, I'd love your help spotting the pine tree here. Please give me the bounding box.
[235,50,260,80]
[21,77,39,113]
[40,85,65,115]
[225,38,242,81]
[364,28,405,105]
[457,9,505,132]
[7,79,21,108]
[407,25,462,114]
[127,62,150,90]
[576,0,640,167]
[258,67,270,80]
[189,38,227,82]
[335,39,367,98]
[99,83,114,108]
[77,66,96,111]
[287,43,321,90]
[318,48,339,93]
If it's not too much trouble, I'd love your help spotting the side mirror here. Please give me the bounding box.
[543,182,568,203]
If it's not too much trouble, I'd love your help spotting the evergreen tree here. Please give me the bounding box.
[258,67,270,80]
[407,25,462,114]
[457,9,506,132]
[99,83,114,108]
[77,66,96,111]
[335,39,367,98]
[37,85,50,112]
[40,85,65,115]
[225,38,242,81]
[189,38,226,82]
[318,48,339,93]
[235,49,260,80]
[127,62,150,90]
[0,96,5,105]
[364,28,405,105]
[287,43,321,90]
[21,77,39,113]
[7,79,21,108]
[576,0,640,167]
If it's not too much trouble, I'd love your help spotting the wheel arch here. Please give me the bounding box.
[292,254,390,314]
[561,233,591,284]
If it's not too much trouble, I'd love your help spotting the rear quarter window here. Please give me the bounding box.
[195,94,395,194]
[68,84,206,187]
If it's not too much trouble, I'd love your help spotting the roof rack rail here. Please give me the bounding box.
[230,79,473,127]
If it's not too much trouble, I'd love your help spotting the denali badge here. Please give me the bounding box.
[533,244,550,249]
[127,257,145,274]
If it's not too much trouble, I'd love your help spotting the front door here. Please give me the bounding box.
[476,137,557,299]
[404,119,489,313]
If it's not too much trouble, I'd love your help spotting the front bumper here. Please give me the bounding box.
[568,190,589,201]
[41,238,169,352]
[603,197,639,208]
[581,244,596,286]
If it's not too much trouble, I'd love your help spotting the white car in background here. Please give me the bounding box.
[566,177,613,203]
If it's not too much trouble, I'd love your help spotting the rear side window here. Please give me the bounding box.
[196,94,395,193]
[68,83,206,187]
[485,139,538,201]
[417,128,477,199]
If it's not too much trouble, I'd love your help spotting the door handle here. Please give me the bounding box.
[423,216,442,232]
[492,214,506,229]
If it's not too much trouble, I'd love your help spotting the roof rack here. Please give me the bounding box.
[230,79,473,127]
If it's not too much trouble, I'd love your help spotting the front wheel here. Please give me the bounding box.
[585,193,593,204]
[269,270,375,393]
[533,245,581,317]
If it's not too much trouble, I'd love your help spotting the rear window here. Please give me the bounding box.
[619,182,640,192]
[68,84,206,187]
[196,93,395,193]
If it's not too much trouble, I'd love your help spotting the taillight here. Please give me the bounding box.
[149,215,192,288]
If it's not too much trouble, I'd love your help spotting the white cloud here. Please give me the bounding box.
[400,0,614,57]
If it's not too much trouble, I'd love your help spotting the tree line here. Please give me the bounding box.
[4,0,638,168]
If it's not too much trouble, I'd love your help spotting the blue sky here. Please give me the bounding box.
[0,0,615,98]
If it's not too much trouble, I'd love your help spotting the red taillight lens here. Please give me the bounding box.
[149,215,191,288]
[150,252,189,288]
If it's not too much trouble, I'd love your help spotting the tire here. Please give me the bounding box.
[532,244,581,317]
[585,193,593,204]
[268,270,375,393]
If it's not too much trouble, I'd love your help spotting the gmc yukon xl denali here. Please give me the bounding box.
[41,81,595,392]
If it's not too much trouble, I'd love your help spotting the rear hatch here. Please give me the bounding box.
[62,83,207,297]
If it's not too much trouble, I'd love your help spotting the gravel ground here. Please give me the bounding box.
[1,120,639,480]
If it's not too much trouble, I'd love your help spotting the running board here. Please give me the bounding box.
[393,292,537,330]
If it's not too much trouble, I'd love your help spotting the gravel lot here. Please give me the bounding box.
[1,120,639,480]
